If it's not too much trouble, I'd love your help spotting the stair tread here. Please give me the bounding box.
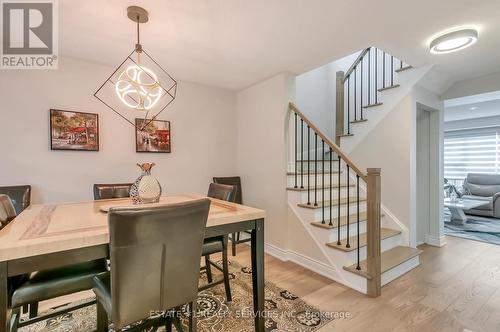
[298,196,366,209]
[287,171,341,175]
[378,84,400,92]
[287,184,354,191]
[395,66,413,73]
[326,228,401,252]
[343,246,422,279]
[310,211,385,229]
[351,119,368,124]
[337,133,354,137]
[363,102,383,109]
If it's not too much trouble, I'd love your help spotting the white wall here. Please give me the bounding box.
[444,115,500,131]
[0,57,238,203]
[443,71,500,100]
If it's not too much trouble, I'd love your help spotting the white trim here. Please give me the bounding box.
[425,234,447,247]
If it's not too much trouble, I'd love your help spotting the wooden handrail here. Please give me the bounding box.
[342,47,370,83]
[288,102,367,180]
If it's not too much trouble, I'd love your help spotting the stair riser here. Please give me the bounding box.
[287,175,344,187]
[312,205,367,221]
[298,187,353,202]
[326,222,367,242]
[337,233,402,263]
[292,163,339,172]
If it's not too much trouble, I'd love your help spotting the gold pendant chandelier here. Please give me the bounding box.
[94,6,177,131]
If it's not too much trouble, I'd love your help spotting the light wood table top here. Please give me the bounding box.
[0,194,265,262]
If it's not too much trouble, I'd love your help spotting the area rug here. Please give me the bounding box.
[19,260,333,332]
[444,208,500,245]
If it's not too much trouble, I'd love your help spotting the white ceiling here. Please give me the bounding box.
[59,0,500,90]
[445,98,500,122]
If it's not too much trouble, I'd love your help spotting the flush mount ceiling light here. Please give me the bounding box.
[94,6,177,131]
[429,29,478,54]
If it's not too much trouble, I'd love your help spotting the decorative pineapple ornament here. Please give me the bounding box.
[130,163,162,204]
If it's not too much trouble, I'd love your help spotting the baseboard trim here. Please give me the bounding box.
[425,234,447,247]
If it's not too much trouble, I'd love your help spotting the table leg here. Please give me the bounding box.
[0,261,10,332]
[449,207,467,225]
[251,218,265,332]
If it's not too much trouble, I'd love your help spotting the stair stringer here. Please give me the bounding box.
[287,193,368,294]
[341,64,434,153]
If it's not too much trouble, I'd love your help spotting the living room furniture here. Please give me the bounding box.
[0,195,266,332]
[93,199,210,332]
[461,173,500,218]
[444,198,489,225]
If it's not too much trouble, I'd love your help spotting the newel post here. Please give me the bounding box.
[366,168,381,297]
[335,71,344,146]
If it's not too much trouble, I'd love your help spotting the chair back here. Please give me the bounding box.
[207,183,236,202]
[213,176,242,204]
[0,194,17,228]
[93,183,132,200]
[0,185,31,215]
[108,199,210,328]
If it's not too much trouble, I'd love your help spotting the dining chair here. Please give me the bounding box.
[93,199,211,332]
[1,194,108,332]
[213,176,250,256]
[93,183,133,200]
[0,185,31,215]
[201,183,236,302]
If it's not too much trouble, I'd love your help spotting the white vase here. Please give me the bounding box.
[130,163,162,204]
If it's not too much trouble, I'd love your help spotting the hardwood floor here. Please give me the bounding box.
[41,236,500,331]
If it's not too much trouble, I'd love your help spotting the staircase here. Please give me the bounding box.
[286,47,422,297]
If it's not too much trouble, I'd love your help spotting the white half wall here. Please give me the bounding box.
[0,56,238,203]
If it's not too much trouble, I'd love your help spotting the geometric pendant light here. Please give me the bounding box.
[94,6,177,131]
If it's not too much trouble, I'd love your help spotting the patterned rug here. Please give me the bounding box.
[18,260,333,332]
[444,208,500,245]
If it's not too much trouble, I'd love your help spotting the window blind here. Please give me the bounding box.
[444,128,500,180]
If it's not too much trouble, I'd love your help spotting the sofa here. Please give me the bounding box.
[461,173,500,218]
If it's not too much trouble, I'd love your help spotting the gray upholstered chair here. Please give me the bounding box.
[0,185,31,215]
[2,194,108,332]
[93,199,211,332]
[93,183,133,200]
[213,176,250,256]
[201,183,235,302]
[461,173,500,218]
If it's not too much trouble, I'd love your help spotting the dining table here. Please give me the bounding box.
[0,194,266,332]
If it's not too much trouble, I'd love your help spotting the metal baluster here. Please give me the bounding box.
[294,113,298,188]
[314,133,318,206]
[382,51,386,88]
[321,140,325,224]
[391,55,394,86]
[354,67,357,121]
[300,119,304,189]
[360,56,364,119]
[400,59,403,70]
[368,47,371,106]
[375,48,378,104]
[329,148,333,226]
[347,77,351,134]
[346,165,351,248]
[337,157,341,245]
[356,175,361,270]
[307,125,311,205]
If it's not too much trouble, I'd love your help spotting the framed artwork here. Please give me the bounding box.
[135,118,171,153]
[50,109,99,151]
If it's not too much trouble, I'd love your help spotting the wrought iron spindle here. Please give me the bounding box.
[354,67,357,121]
[391,55,394,86]
[356,174,361,270]
[347,76,351,134]
[368,47,371,106]
[382,51,386,89]
[329,148,333,226]
[314,133,318,206]
[307,125,311,205]
[360,56,364,119]
[321,140,325,223]
[337,156,341,245]
[300,119,304,189]
[346,165,351,248]
[294,113,298,188]
[375,48,378,104]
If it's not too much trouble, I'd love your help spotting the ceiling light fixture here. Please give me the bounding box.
[94,6,177,131]
[429,29,478,54]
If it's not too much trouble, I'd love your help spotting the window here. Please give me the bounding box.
[444,128,500,181]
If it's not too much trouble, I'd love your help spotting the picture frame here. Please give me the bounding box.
[49,109,99,151]
[135,118,171,153]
